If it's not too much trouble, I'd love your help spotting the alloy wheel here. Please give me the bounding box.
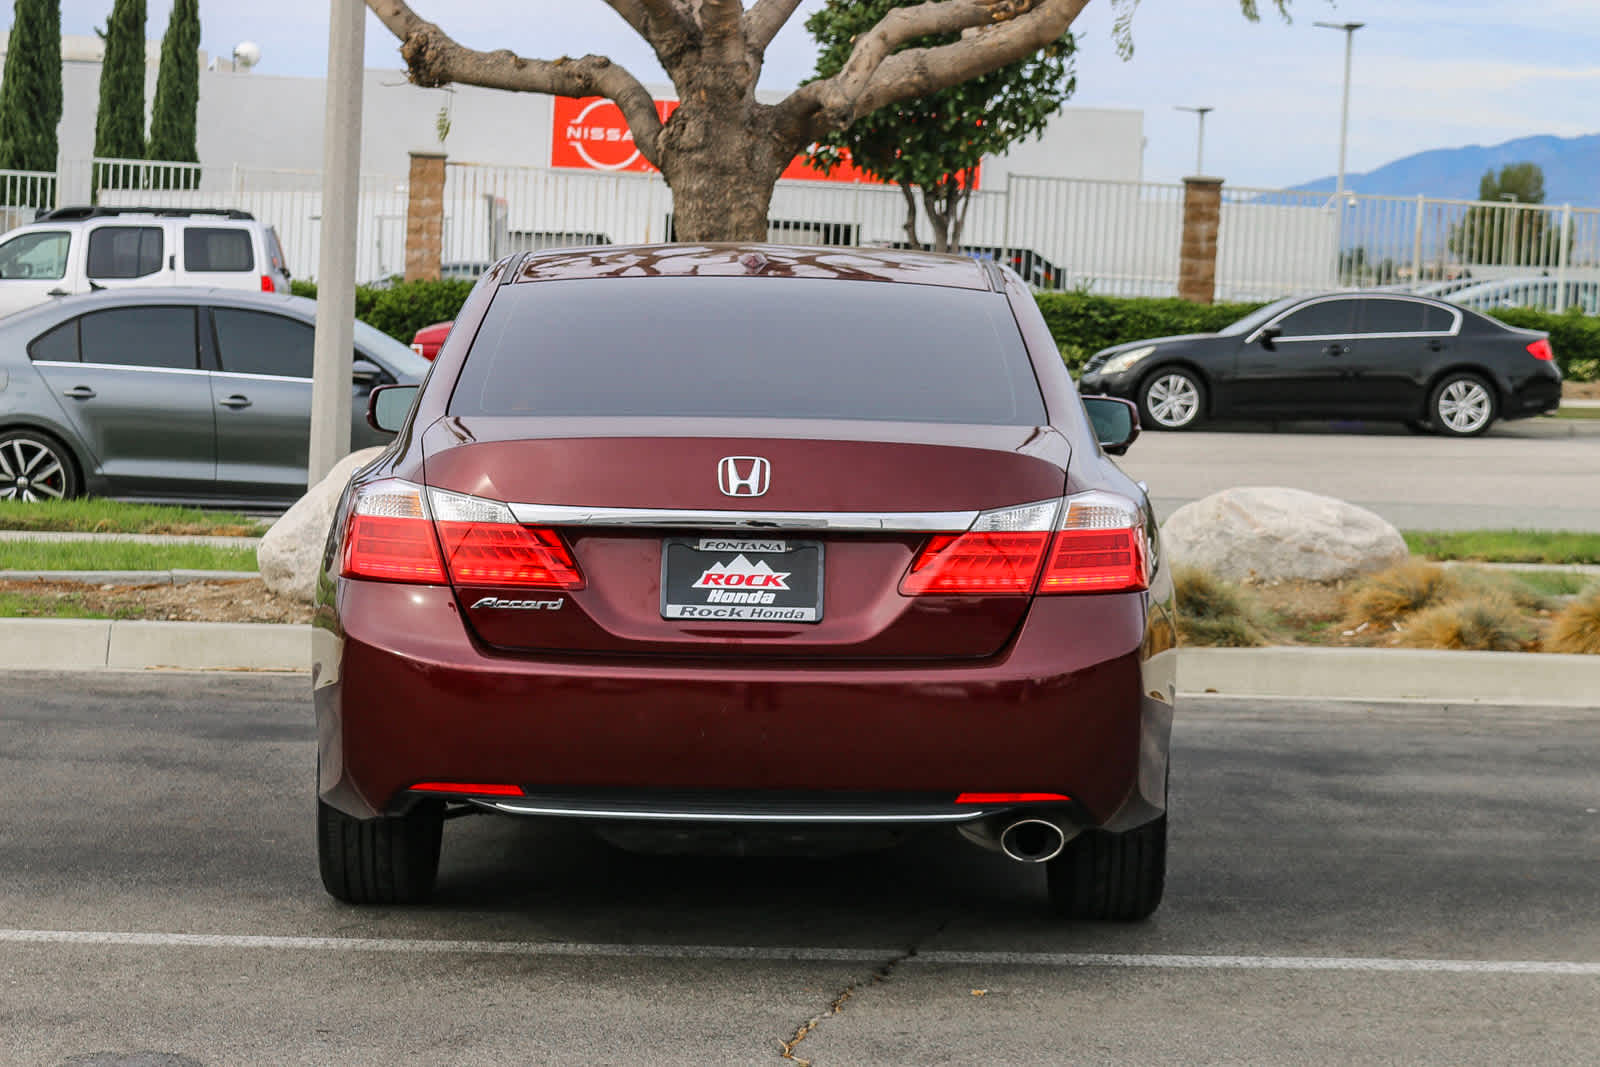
[0,436,71,501]
[1435,379,1492,435]
[1145,374,1200,429]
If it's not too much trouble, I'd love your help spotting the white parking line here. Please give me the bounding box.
[1,929,1596,975]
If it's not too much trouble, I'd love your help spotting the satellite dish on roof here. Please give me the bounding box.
[232,41,261,70]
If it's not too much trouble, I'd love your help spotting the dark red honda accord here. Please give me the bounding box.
[313,244,1178,919]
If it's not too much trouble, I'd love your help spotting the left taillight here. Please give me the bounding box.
[900,491,1149,598]
[340,479,447,583]
[1527,338,1554,362]
[260,273,276,292]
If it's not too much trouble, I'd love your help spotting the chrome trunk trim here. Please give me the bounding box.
[506,503,981,532]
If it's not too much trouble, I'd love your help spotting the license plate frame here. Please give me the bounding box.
[660,537,824,623]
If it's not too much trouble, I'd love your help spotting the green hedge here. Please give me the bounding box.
[1035,291,1599,381]
[290,278,475,346]
[289,278,1599,382]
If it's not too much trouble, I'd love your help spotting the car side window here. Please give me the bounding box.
[0,230,71,280]
[212,308,315,378]
[184,228,255,273]
[28,319,80,363]
[1356,299,1431,335]
[86,226,164,280]
[1274,300,1355,338]
[78,307,198,369]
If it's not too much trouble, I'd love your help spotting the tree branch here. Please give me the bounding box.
[696,0,747,65]
[777,0,1085,139]
[744,0,803,52]
[600,0,700,68]
[364,0,665,166]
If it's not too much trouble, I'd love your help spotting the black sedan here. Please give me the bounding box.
[1078,291,1563,436]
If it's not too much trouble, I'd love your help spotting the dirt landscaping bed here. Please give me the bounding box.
[0,578,309,624]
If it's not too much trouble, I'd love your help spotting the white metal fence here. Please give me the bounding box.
[6,157,1600,311]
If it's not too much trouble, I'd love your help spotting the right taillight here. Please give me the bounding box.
[1038,491,1149,595]
[1527,338,1554,361]
[900,492,1148,597]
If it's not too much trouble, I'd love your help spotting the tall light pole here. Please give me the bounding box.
[1175,105,1213,175]
[1314,21,1363,197]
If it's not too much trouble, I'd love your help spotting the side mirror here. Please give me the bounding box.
[367,383,419,433]
[1258,325,1282,350]
[352,358,384,386]
[1083,395,1140,456]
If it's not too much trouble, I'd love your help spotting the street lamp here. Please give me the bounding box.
[1175,105,1214,176]
[1314,20,1364,197]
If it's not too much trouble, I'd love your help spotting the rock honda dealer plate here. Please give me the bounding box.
[660,538,824,622]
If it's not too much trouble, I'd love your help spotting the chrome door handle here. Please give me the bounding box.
[47,288,70,297]
[62,386,96,400]
[218,394,252,409]
[1322,343,1348,357]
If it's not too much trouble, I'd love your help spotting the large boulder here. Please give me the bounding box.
[258,447,387,601]
[1161,486,1408,584]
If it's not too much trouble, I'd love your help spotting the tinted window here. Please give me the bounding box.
[1357,299,1431,334]
[1275,300,1355,338]
[213,308,314,378]
[28,320,79,363]
[79,307,197,369]
[451,279,1048,425]
[185,228,255,272]
[86,226,163,279]
[0,230,71,280]
[1422,304,1457,332]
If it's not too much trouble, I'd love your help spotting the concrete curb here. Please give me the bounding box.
[1,620,1596,704]
[0,570,259,585]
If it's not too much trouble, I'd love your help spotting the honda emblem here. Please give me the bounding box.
[718,456,771,498]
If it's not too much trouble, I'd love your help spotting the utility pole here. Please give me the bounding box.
[1314,21,1364,197]
[308,0,366,487]
[1175,106,1213,175]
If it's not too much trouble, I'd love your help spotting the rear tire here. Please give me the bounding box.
[1428,372,1497,437]
[317,798,443,905]
[1046,814,1166,921]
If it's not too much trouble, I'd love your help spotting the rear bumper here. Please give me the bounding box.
[1502,371,1562,419]
[314,581,1176,832]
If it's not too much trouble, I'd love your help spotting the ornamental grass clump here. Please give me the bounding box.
[1545,588,1600,655]
[1397,595,1531,652]
[1174,566,1269,647]
[1344,559,1456,628]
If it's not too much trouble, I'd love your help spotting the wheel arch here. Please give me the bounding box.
[0,419,93,496]
[1421,363,1506,414]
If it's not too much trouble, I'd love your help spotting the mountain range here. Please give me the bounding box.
[1289,132,1600,207]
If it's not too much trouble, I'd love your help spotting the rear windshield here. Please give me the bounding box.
[449,278,1046,425]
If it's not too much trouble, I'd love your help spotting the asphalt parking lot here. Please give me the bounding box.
[2,671,1595,1065]
[1120,416,1600,530]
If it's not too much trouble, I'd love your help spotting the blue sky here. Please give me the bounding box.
[40,1,1600,191]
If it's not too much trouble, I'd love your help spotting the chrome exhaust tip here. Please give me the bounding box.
[999,818,1067,863]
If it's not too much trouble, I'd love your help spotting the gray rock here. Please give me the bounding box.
[258,446,387,601]
[1161,486,1408,584]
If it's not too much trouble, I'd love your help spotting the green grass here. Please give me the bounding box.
[1552,406,1600,420]
[0,541,258,572]
[1404,530,1600,565]
[0,590,144,619]
[0,499,267,536]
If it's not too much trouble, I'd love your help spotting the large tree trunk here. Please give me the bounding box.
[656,80,792,242]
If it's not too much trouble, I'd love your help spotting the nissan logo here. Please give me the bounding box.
[718,456,771,498]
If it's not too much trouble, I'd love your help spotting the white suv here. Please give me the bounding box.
[0,206,291,319]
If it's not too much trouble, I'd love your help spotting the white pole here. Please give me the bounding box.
[1175,106,1213,176]
[308,0,366,487]
[1315,22,1364,197]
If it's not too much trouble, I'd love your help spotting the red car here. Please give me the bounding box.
[409,320,453,360]
[315,245,1177,919]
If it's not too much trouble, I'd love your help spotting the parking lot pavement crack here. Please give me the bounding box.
[776,916,954,1066]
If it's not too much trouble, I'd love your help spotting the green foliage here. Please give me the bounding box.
[806,0,1075,251]
[1403,529,1600,566]
[1449,162,1561,267]
[0,0,64,192]
[1035,292,1599,382]
[147,0,199,184]
[291,278,474,343]
[93,0,147,171]
[1478,163,1546,205]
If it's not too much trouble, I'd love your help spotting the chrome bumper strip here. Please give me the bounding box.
[480,801,993,823]
[506,502,980,532]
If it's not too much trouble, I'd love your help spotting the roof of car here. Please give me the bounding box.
[509,243,996,291]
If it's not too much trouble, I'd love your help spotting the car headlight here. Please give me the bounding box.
[1101,345,1157,375]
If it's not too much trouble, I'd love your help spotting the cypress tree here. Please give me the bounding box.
[147,0,198,187]
[93,0,146,170]
[0,0,65,183]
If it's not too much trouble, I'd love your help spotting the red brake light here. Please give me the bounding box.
[340,481,446,583]
[955,792,1072,804]
[1526,338,1554,361]
[1038,492,1149,595]
[900,531,1050,595]
[260,273,275,292]
[435,522,584,589]
[410,782,525,796]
